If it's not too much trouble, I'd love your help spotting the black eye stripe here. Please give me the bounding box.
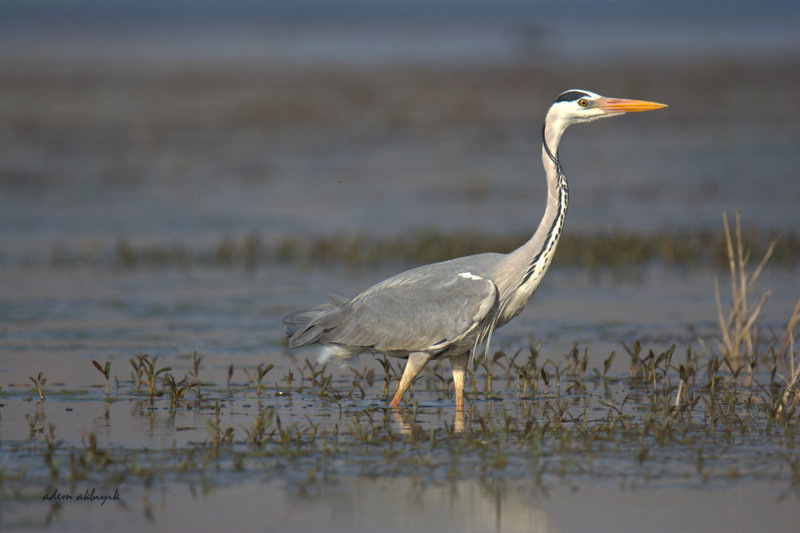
[554,91,590,103]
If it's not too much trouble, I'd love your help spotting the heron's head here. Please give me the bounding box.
[548,89,667,127]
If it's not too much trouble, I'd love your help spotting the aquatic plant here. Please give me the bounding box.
[92,360,111,398]
[256,363,273,399]
[139,355,171,404]
[25,412,44,439]
[189,352,203,402]
[78,432,112,470]
[775,301,800,419]
[244,407,275,448]
[243,363,274,399]
[164,374,189,409]
[205,400,234,454]
[29,372,46,401]
[129,354,147,390]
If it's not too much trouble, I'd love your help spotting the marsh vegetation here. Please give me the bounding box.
[2,236,799,528]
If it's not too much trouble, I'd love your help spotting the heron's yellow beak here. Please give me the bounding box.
[598,98,668,113]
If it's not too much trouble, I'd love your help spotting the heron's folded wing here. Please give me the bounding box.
[316,270,498,352]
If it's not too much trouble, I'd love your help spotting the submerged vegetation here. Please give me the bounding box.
[3,334,799,508]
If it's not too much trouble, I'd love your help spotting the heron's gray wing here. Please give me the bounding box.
[294,269,498,353]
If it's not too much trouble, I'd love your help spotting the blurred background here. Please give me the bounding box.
[1,0,799,378]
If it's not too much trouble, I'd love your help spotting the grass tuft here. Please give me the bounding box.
[712,211,775,369]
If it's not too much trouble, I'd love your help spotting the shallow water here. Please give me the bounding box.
[3,353,800,532]
[2,263,800,531]
[2,1,800,531]
[6,478,798,533]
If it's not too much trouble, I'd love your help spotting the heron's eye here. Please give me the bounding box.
[578,98,589,108]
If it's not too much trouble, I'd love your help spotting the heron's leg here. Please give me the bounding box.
[453,409,465,433]
[390,352,433,408]
[450,352,469,411]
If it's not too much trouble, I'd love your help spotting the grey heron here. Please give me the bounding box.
[284,89,666,410]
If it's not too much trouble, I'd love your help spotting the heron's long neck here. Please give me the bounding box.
[501,118,569,300]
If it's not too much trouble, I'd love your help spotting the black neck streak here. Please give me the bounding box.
[542,124,563,175]
[521,128,569,285]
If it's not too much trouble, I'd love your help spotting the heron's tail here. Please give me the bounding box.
[283,305,331,347]
[283,294,348,348]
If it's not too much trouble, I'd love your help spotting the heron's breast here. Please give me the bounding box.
[499,283,539,325]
